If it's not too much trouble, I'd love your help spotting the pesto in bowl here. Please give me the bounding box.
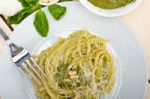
[89,0,135,9]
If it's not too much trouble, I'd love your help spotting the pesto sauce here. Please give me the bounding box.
[89,0,135,9]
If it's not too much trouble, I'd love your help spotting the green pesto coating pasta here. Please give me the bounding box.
[33,29,116,99]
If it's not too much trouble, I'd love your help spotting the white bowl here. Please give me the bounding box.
[79,0,143,17]
[39,0,59,6]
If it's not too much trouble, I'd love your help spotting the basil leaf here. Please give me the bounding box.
[18,0,39,7]
[48,4,66,20]
[7,5,42,24]
[33,10,49,37]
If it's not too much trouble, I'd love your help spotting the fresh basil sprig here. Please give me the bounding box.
[33,4,67,37]
[48,4,66,20]
[18,0,39,7]
[8,5,42,24]
[33,10,49,37]
[7,0,42,24]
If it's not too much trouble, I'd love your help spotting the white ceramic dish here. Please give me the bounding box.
[0,2,147,99]
[39,0,59,6]
[79,0,143,17]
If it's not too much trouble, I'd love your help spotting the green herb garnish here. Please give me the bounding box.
[48,4,66,20]
[18,0,39,7]
[7,4,42,24]
[33,10,49,37]
[7,0,42,24]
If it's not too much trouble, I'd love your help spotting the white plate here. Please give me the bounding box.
[79,0,143,17]
[0,2,148,99]
[39,0,59,6]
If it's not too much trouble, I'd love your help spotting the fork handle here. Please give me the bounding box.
[0,28,12,45]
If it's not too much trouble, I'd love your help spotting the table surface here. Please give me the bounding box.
[0,0,150,98]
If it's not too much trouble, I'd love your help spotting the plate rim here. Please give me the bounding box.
[118,18,149,98]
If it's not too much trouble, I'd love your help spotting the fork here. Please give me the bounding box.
[0,28,47,85]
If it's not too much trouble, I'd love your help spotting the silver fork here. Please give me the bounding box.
[0,28,47,85]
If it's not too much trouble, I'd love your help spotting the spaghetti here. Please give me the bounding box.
[33,29,116,99]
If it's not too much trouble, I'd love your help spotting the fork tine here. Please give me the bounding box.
[30,57,48,80]
[22,63,42,86]
[18,67,27,76]
[26,60,46,82]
